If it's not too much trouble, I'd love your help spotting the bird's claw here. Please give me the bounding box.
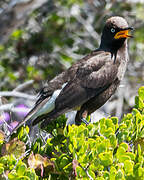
[81,118,90,125]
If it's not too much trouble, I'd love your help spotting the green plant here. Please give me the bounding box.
[0,87,144,179]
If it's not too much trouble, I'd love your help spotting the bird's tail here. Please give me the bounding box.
[10,83,68,135]
[10,96,51,134]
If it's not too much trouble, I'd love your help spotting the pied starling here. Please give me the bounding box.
[14,16,133,130]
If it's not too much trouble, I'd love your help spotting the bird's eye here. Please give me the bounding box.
[111,28,115,33]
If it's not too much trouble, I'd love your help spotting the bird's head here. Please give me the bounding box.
[100,16,133,52]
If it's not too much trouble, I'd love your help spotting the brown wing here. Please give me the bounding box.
[54,52,120,112]
[36,71,68,105]
[36,50,102,105]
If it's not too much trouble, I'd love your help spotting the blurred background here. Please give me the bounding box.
[0,0,144,131]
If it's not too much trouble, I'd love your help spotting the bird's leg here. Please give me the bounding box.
[81,110,89,125]
[75,110,89,125]
[81,118,89,125]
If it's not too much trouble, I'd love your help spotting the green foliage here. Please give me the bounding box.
[0,155,38,180]
[0,87,143,179]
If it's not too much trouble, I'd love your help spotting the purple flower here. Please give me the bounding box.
[0,112,10,125]
[8,121,19,132]
[16,104,29,117]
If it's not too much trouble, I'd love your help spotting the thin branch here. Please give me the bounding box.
[0,103,13,111]
[0,97,10,136]
[0,103,30,113]
[0,0,47,44]
[13,80,34,92]
[73,14,100,43]
[79,163,93,180]
[12,149,31,171]
[0,91,36,100]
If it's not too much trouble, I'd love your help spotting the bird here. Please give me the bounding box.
[13,16,133,131]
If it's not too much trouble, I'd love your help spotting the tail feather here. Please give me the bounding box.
[10,97,51,134]
[32,114,46,126]
[32,109,58,126]
[10,83,68,135]
[40,109,67,128]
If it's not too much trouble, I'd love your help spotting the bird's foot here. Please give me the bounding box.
[81,118,90,125]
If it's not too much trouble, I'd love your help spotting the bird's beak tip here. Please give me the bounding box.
[127,27,134,31]
[114,27,134,39]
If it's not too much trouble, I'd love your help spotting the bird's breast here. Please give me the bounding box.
[117,55,128,81]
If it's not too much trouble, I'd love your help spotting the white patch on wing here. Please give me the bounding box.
[32,82,67,118]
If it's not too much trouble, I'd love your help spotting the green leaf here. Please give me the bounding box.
[124,160,134,175]
[0,166,4,174]
[17,176,30,180]
[109,134,117,148]
[88,169,95,179]
[8,170,18,179]
[118,155,131,163]
[97,139,109,154]
[103,171,110,180]
[99,152,113,167]
[24,169,37,180]
[126,152,135,161]
[115,170,124,180]
[59,155,69,168]
[111,117,118,125]
[138,86,144,100]
[135,96,144,111]
[16,163,27,176]
[11,29,24,40]
[138,167,144,178]
[119,142,128,151]
[63,126,68,137]
[0,130,5,144]
[110,166,117,180]
[88,123,98,137]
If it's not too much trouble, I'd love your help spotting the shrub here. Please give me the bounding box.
[0,87,144,179]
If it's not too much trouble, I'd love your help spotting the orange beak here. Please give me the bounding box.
[114,27,133,39]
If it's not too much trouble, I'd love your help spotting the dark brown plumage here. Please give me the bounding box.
[14,16,133,131]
